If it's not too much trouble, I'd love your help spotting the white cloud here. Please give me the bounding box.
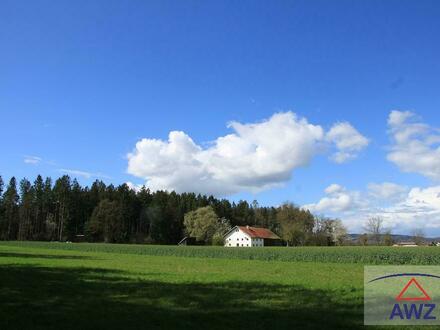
[377,186,440,233]
[387,110,440,180]
[59,169,110,180]
[127,112,368,196]
[367,182,409,202]
[126,181,143,192]
[388,110,414,127]
[24,155,42,165]
[326,122,369,163]
[303,184,365,213]
[325,183,345,194]
[303,182,440,236]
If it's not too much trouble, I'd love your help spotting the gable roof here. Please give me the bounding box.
[226,226,280,239]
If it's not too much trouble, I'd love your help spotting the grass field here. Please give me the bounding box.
[0,242,438,329]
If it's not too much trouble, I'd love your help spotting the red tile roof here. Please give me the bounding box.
[237,226,280,239]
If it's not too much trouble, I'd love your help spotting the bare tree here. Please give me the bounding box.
[358,233,368,246]
[413,228,426,246]
[364,217,383,245]
[383,230,394,246]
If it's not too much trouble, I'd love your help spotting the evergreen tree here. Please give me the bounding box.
[0,176,4,235]
[18,178,34,240]
[32,175,45,239]
[0,173,350,246]
[2,177,19,240]
[115,183,138,242]
[136,186,152,242]
[87,199,124,243]
[146,205,165,243]
[0,175,3,199]
[42,177,54,240]
[53,176,71,241]
[66,179,88,240]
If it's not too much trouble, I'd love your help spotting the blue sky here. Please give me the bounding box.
[1,0,440,234]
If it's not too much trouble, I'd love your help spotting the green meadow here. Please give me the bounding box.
[0,242,438,329]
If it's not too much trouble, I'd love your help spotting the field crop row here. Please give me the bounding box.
[1,241,439,265]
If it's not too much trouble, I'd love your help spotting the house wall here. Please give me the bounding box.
[224,228,252,247]
[224,228,266,247]
[251,237,264,247]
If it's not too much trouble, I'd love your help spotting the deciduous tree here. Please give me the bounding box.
[364,217,383,245]
[413,228,425,246]
[277,203,314,246]
[184,206,219,243]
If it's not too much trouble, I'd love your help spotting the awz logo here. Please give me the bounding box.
[365,267,440,325]
[368,273,440,322]
[390,303,436,320]
[388,277,436,320]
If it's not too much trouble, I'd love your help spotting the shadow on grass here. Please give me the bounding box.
[0,252,98,260]
[0,264,363,330]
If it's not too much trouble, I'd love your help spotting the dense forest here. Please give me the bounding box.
[0,175,347,246]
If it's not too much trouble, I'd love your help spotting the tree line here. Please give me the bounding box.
[0,174,347,246]
[358,217,428,246]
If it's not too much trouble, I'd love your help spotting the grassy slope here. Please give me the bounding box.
[0,242,436,330]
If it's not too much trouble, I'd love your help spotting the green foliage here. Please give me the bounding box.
[184,206,219,243]
[211,232,224,246]
[0,175,3,198]
[183,207,232,245]
[147,205,167,243]
[18,178,33,240]
[2,177,19,240]
[383,231,394,246]
[277,203,314,246]
[215,217,232,237]
[0,174,346,246]
[0,176,3,234]
[87,199,125,243]
[358,233,368,246]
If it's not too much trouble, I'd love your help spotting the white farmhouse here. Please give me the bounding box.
[224,225,281,247]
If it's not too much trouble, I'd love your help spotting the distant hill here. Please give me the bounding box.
[348,234,440,244]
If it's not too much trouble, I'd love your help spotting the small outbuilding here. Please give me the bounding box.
[72,234,86,243]
[224,225,281,247]
[392,241,418,247]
